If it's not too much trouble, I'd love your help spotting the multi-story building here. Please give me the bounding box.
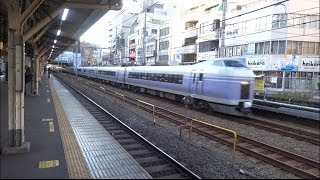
[223,0,319,91]
[158,22,173,65]
[168,0,224,65]
[126,0,177,66]
[108,9,138,65]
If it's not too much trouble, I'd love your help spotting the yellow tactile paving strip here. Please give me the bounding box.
[49,79,91,179]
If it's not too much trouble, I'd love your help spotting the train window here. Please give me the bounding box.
[178,75,183,84]
[142,73,147,79]
[128,72,183,84]
[149,73,155,80]
[199,73,203,81]
[147,73,152,80]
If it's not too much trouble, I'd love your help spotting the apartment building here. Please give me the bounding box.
[223,0,319,91]
[165,0,224,65]
[126,0,177,66]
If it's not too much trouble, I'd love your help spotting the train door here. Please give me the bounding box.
[189,70,203,96]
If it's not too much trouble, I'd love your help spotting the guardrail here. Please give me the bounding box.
[187,118,238,167]
[137,100,156,125]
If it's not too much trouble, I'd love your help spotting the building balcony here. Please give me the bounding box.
[129,43,136,48]
[182,28,198,38]
[197,30,219,40]
[146,50,155,57]
[175,44,197,54]
[197,50,218,60]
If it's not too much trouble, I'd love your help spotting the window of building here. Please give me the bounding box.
[310,15,319,28]
[255,43,258,54]
[288,14,294,26]
[278,41,286,54]
[242,44,248,55]
[258,42,264,54]
[291,41,298,54]
[272,14,287,29]
[287,41,292,54]
[303,15,311,28]
[264,41,270,54]
[302,41,309,54]
[147,45,154,52]
[236,45,241,56]
[298,41,303,55]
[152,29,157,34]
[159,55,169,61]
[271,41,278,54]
[308,42,315,54]
[159,41,169,50]
[160,27,169,36]
[315,42,320,55]
[199,40,218,52]
[242,21,247,34]
[293,14,301,28]
[232,46,237,56]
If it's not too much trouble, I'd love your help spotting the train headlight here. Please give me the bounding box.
[240,81,249,85]
[243,102,252,108]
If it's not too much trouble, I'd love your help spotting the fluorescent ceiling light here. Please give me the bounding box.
[61,8,69,21]
[54,40,57,43]
[57,30,61,36]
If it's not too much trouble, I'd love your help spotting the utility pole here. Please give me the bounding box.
[115,26,118,65]
[142,11,147,66]
[154,39,157,65]
[76,40,79,76]
[219,0,227,58]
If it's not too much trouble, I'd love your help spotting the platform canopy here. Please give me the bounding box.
[0,0,122,61]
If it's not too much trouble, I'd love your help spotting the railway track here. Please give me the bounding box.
[58,73,320,179]
[57,75,201,179]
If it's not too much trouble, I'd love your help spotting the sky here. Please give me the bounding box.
[80,0,139,47]
[80,10,117,48]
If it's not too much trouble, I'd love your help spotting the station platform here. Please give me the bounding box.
[1,74,151,179]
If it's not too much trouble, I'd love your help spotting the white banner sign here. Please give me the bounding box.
[246,56,267,70]
[299,57,320,72]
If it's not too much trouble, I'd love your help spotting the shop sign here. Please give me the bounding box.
[299,57,320,72]
[246,56,267,70]
[254,77,265,91]
[269,55,298,71]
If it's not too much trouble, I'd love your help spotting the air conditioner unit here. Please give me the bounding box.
[236,5,242,10]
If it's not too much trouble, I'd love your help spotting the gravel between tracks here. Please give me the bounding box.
[61,75,319,179]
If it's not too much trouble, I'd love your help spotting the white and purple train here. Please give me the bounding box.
[64,57,255,116]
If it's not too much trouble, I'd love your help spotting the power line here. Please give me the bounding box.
[156,11,319,43]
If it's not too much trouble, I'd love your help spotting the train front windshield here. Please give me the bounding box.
[223,60,247,68]
[195,59,248,68]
